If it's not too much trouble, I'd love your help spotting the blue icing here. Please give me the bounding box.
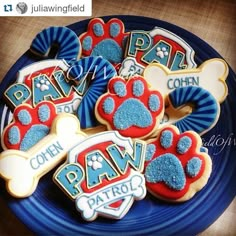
[30,26,80,62]
[8,126,20,145]
[148,94,160,112]
[86,151,119,188]
[145,153,186,190]
[113,81,126,97]
[20,125,49,151]
[55,164,83,198]
[145,144,156,161]
[177,136,192,154]
[33,75,61,105]
[200,146,208,153]
[91,39,122,63]
[17,109,32,125]
[82,36,92,51]
[113,98,152,130]
[103,97,115,114]
[160,130,173,149]
[38,104,50,122]
[186,157,202,177]
[93,23,104,37]
[132,80,144,97]
[110,23,120,38]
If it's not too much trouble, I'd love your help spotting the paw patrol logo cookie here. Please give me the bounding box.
[54,131,147,221]
[120,27,196,78]
[4,57,117,129]
[4,60,81,113]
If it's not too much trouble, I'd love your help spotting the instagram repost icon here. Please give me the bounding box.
[16,2,28,14]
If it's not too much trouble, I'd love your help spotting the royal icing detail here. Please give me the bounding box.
[4,57,117,129]
[1,101,57,151]
[164,86,220,135]
[95,76,164,139]
[144,126,212,202]
[0,114,87,198]
[143,58,229,103]
[4,60,81,113]
[30,26,81,63]
[67,56,117,128]
[79,18,128,66]
[119,27,196,78]
[54,131,146,221]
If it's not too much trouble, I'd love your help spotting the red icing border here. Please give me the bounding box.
[79,18,129,57]
[96,76,164,139]
[2,101,57,150]
[144,126,208,200]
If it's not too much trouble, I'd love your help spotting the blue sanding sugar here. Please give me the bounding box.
[160,130,173,149]
[145,144,156,161]
[113,98,152,130]
[145,153,186,190]
[17,109,32,125]
[186,157,202,177]
[177,136,192,154]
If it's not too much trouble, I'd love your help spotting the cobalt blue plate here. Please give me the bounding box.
[0,15,236,235]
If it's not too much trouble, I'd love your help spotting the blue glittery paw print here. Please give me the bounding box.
[3,102,57,151]
[79,18,128,64]
[144,126,211,201]
[96,76,164,138]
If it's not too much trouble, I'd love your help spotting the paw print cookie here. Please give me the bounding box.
[95,76,164,139]
[144,125,212,202]
[2,101,57,151]
[79,18,128,65]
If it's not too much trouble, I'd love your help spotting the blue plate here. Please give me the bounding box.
[1,15,236,235]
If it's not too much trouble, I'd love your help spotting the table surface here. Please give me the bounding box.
[0,0,235,235]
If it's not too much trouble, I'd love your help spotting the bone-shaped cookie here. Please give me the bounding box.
[75,171,146,221]
[143,58,228,103]
[0,113,87,198]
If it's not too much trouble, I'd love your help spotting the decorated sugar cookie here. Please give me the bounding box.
[0,113,87,198]
[119,27,196,78]
[30,26,81,63]
[95,76,164,139]
[1,101,57,151]
[143,58,229,103]
[79,18,129,66]
[163,86,220,135]
[4,57,117,129]
[144,125,212,202]
[4,59,80,113]
[67,56,117,128]
[54,131,146,221]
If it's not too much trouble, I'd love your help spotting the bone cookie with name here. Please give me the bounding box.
[143,58,229,103]
[119,27,196,78]
[54,131,146,221]
[1,101,57,151]
[95,75,164,139]
[30,26,81,63]
[0,113,87,198]
[144,125,212,202]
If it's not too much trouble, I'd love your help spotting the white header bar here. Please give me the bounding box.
[0,0,92,16]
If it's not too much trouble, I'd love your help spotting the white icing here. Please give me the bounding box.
[149,27,196,69]
[0,114,86,198]
[143,58,229,103]
[68,131,133,164]
[17,59,69,83]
